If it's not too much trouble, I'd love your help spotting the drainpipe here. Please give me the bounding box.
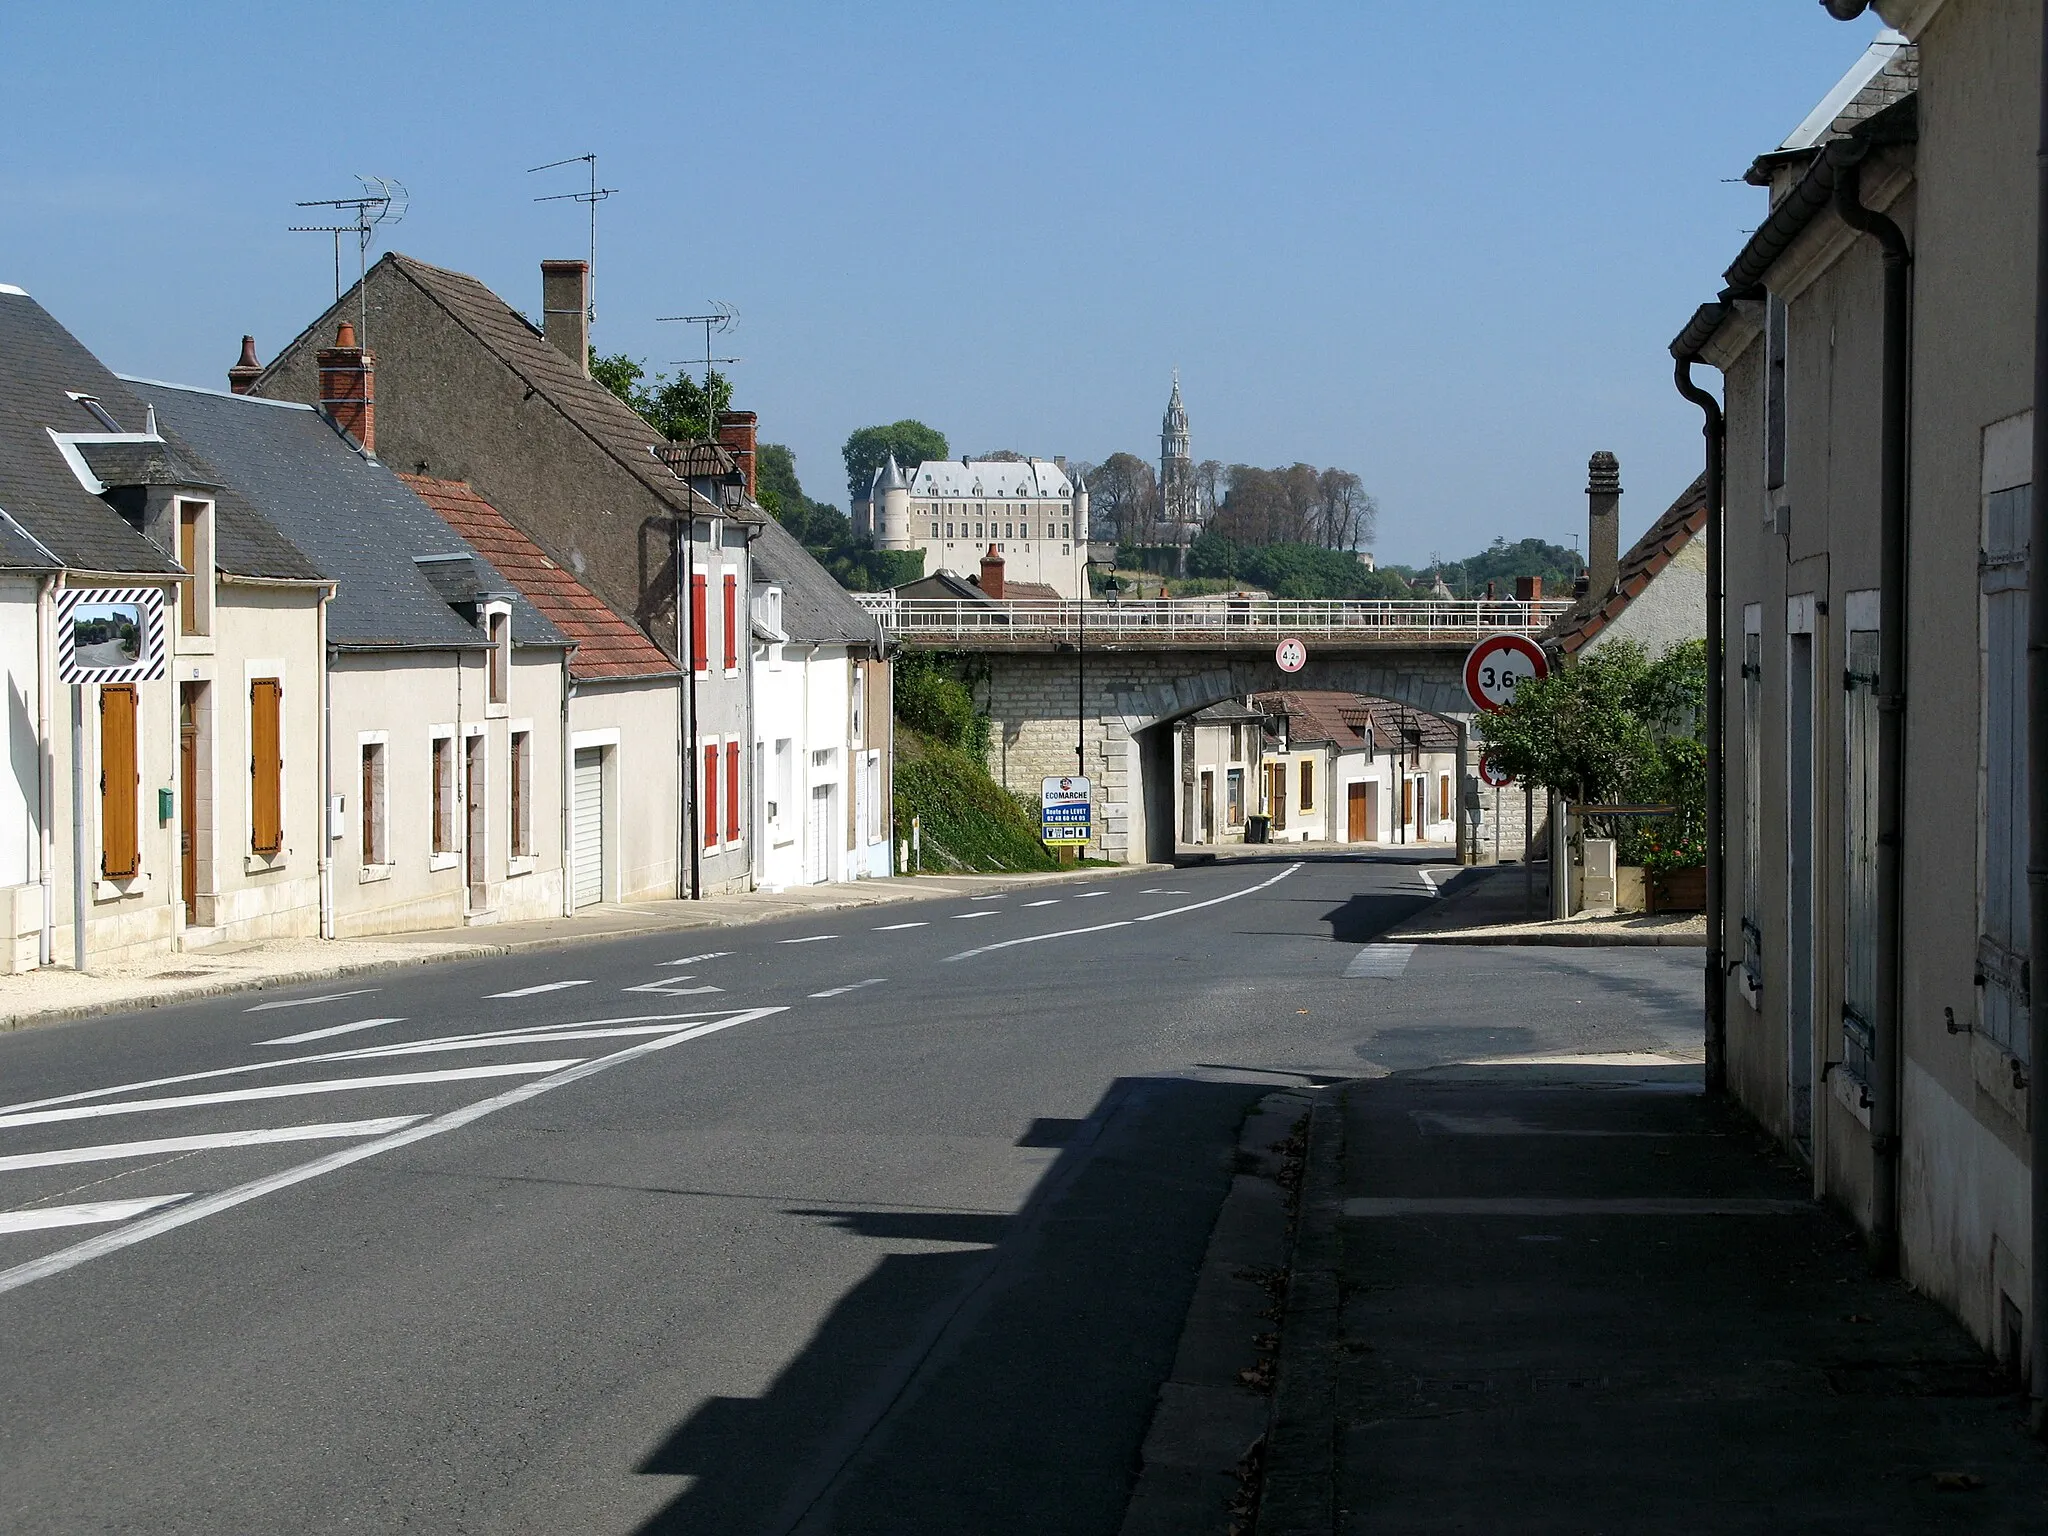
[318,585,334,940]
[2027,0,2048,1429]
[560,655,575,918]
[1674,355,1727,1096]
[36,573,56,966]
[1834,154,1911,1274]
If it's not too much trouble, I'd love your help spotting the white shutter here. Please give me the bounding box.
[572,748,604,909]
[808,784,833,884]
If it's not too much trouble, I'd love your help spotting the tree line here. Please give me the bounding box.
[1070,455,1377,553]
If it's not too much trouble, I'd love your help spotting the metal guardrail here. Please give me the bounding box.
[855,595,1571,642]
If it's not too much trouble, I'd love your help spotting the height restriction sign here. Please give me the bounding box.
[1463,633,1547,712]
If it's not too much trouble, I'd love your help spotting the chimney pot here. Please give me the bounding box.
[228,334,263,395]
[979,543,1006,600]
[316,322,375,455]
[715,409,758,500]
[1585,450,1621,601]
[540,260,591,376]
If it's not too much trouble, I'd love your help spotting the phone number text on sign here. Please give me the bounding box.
[1462,634,1548,713]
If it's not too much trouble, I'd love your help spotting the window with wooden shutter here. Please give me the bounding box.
[361,742,386,865]
[725,739,740,843]
[1742,617,1763,994]
[1981,483,2031,1060]
[99,684,140,879]
[1300,759,1315,812]
[179,503,202,635]
[250,678,283,854]
[510,731,532,857]
[1269,763,1288,831]
[703,743,721,847]
[690,573,709,673]
[432,735,455,854]
[722,573,739,672]
[1844,629,1881,1080]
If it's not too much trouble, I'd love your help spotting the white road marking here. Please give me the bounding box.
[243,989,378,1013]
[809,978,887,998]
[874,921,928,931]
[778,935,839,944]
[1418,869,1440,894]
[663,951,732,967]
[620,980,725,995]
[0,1008,786,1297]
[258,1017,404,1047]
[1345,943,1417,978]
[0,1061,580,1132]
[0,1117,422,1173]
[1140,889,1189,895]
[1073,892,1107,899]
[0,1194,193,1234]
[947,863,1304,963]
[952,911,999,920]
[0,1013,729,1118]
[485,980,591,999]
[970,894,1007,902]
[1023,899,1061,908]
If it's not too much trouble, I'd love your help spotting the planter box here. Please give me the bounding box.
[1648,865,1706,913]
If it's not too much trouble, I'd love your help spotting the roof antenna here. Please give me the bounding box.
[290,176,408,349]
[529,154,616,329]
[655,303,740,440]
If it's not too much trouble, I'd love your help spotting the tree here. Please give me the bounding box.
[976,448,1028,462]
[1194,460,1225,524]
[843,421,949,504]
[1087,452,1158,544]
[589,349,730,441]
[1315,468,1377,551]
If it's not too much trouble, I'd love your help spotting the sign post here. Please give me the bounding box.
[55,586,166,972]
[1041,774,1092,853]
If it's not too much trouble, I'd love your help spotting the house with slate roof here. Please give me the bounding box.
[404,474,684,906]
[134,367,572,937]
[1251,692,1461,848]
[749,515,892,887]
[0,285,332,971]
[250,255,764,895]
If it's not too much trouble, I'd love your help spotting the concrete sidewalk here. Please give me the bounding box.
[0,863,1151,1031]
[1255,1065,2048,1533]
[1386,861,1705,947]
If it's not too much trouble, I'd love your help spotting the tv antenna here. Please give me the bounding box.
[529,153,616,326]
[657,304,740,435]
[290,176,408,347]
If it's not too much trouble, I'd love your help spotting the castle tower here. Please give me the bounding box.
[1159,373,1198,545]
[876,452,911,549]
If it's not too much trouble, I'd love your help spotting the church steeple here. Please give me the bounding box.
[1159,371,1197,540]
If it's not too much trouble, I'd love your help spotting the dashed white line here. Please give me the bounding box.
[945,862,1304,962]
[808,978,887,998]
[0,1195,193,1234]
[259,1017,404,1047]
[1073,892,1107,899]
[0,1007,787,1298]
[970,894,1007,902]
[952,911,999,920]
[0,1117,424,1173]
[0,1061,581,1132]
[874,921,928,931]
[1023,899,1062,908]
[778,935,840,944]
[486,980,592,999]
[1140,889,1190,895]
[244,989,378,1013]
[664,951,733,967]
[1133,863,1303,923]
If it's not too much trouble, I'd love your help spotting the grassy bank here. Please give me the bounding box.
[893,729,1057,874]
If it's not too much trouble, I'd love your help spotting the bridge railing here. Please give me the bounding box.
[855,595,1572,641]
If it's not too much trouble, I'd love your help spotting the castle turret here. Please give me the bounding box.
[1072,471,1090,542]
[876,452,912,549]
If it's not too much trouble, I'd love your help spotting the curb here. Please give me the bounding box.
[1119,1089,1312,1536]
[1402,930,1705,948]
[0,861,1177,1032]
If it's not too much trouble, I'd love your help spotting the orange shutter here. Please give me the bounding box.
[722,574,739,671]
[703,744,720,847]
[725,740,740,841]
[690,574,709,673]
[250,679,283,854]
[99,684,140,878]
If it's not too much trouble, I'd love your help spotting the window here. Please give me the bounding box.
[510,730,532,857]
[703,742,721,847]
[1300,760,1315,811]
[1741,612,1763,995]
[432,734,456,854]
[360,742,387,865]
[99,683,140,878]
[946,523,954,539]
[1230,725,1242,763]
[1844,628,1880,1080]
[722,573,739,672]
[862,750,883,845]
[250,678,283,855]
[484,609,509,704]
[725,740,741,843]
[931,524,940,538]
[1764,293,1789,495]
[178,501,205,635]
[1439,775,1451,822]
[975,523,984,539]
[1062,523,1070,540]
[770,737,792,826]
[690,572,709,673]
[1981,477,2032,1060]
[1267,762,1288,831]
[1227,768,1244,825]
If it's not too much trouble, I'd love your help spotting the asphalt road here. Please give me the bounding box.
[0,851,1700,1534]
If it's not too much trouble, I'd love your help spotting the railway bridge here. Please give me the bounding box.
[860,596,1567,863]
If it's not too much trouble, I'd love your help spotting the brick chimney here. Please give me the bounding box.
[1586,451,1621,600]
[715,410,758,499]
[1514,575,1543,602]
[227,335,263,395]
[540,260,590,376]
[317,321,375,454]
[979,544,1006,600]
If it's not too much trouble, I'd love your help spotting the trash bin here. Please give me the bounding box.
[1246,814,1271,844]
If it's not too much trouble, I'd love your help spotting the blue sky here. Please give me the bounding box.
[2,3,1880,564]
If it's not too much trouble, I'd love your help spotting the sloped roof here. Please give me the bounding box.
[403,474,676,681]
[0,507,57,572]
[907,458,1072,500]
[749,515,883,647]
[1542,473,1708,656]
[256,253,753,525]
[134,380,562,651]
[1252,691,1458,752]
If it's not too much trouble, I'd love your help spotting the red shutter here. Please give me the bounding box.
[250,678,283,854]
[690,573,708,674]
[98,684,140,878]
[703,743,720,847]
[725,740,740,843]
[722,573,739,671]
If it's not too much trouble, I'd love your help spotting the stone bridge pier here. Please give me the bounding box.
[977,645,1502,863]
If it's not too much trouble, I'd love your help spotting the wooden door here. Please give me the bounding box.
[1347,782,1368,842]
[1200,772,1214,842]
[465,735,486,903]
[179,684,200,915]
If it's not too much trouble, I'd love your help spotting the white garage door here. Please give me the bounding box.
[572,747,604,908]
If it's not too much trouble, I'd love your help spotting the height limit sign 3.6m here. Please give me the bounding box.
[1463,633,1547,712]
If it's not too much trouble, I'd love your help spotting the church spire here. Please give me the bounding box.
[1160,371,1196,541]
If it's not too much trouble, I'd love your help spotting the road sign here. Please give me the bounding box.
[1274,636,1307,673]
[1478,750,1514,789]
[1041,775,1092,845]
[1463,633,1546,713]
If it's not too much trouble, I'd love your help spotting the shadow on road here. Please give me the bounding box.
[629,1074,1269,1536]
